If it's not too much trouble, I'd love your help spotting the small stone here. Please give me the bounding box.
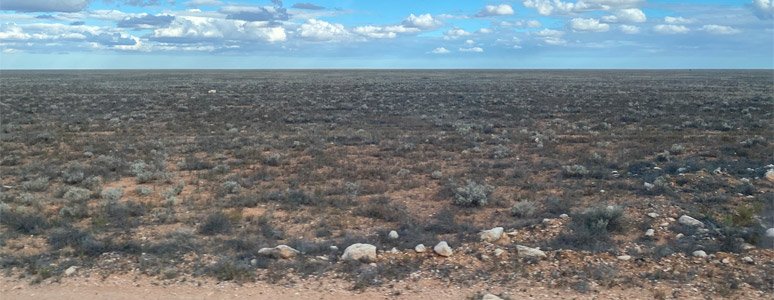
[330,246,339,251]
[766,228,774,238]
[388,230,399,239]
[391,247,400,254]
[644,182,655,190]
[482,294,503,300]
[692,250,707,258]
[617,255,631,261]
[659,222,669,227]
[516,245,546,259]
[647,213,659,218]
[679,215,704,227]
[258,245,300,259]
[676,233,684,239]
[741,243,755,250]
[494,249,505,257]
[765,169,774,182]
[559,214,569,219]
[250,259,258,266]
[64,266,78,276]
[721,258,730,264]
[414,244,426,253]
[645,229,655,237]
[480,227,504,242]
[743,256,754,264]
[342,243,377,261]
[434,241,453,257]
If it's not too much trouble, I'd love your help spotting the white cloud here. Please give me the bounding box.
[701,25,741,35]
[429,47,450,54]
[501,20,542,28]
[584,0,644,9]
[153,16,287,42]
[0,0,90,13]
[664,16,694,24]
[653,24,689,34]
[749,0,773,20]
[477,28,492,34]
[601,8,646,23]
[522,0,584,16]
[542,37,567,45]
[569,18,610,32]
[402,13,442,29]
[296,19,351,41]
[183,0,223,7]
[443,28,472,40]
[535,28,565,37]
[459,47,483,52]
[476,4,515,17]
[352,25,419,39]
[619,24,639,34]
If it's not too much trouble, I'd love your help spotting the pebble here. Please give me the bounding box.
[617,255,631,261]
[415,244,426,253]
[692,250,707,258]
[645,229,655,237]
[388,231,399,239]
[647,213,659,218]
[743,257,754,264]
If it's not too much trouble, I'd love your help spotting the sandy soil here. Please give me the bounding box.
[1,275,769,300]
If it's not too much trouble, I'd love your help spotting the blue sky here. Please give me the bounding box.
[0,0,772,69]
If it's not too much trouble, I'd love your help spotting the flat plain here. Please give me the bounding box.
[1,70,772,299]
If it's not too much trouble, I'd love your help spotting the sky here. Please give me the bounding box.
[0,0,772,69]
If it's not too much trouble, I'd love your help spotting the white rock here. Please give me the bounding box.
[647,213,659,218]
[414,244,426,253]
[741,243,755,251]
[559,214,569,219]
[692,250,708,258]
[434,241,453,257]
[330,246,339,251]
[391,247,400,254]
[494,249,505,257]
[721,258,730,264]
[743,256,754,264]
[765,169,774,182]
[766,228,774,238]
[516,245,546,259]
[659,222,669,227]
[388,230,399,239]
[482,294,503,300]
[645,229,655,237]
[64,266,78,276]
[617,255,631,261]
[644,182,655,190]
[208,89,217,94]
[480,227,504,242]
[676,233,685,239]
[342,243,377,261]
[679,215,704,227]
[258,245,300,259]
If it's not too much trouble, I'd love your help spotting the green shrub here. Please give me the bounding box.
[453,180,493,207]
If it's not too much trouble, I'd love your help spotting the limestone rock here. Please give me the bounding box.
[692,250,707,258]
[765,169,774,182]
[434,241,453,257]
[414,244,426,253]
[482,294,503,300]
[388,230,399,239]
[516,245,546,259]
[766,228,774,238]
[617,255,631,261]
[647,212,659,218]
[645,229,655,237]
[258,245,300,259]
[480,227,504,242]
[64,266,78,276]
[679,215,704,227]
[342,243,377,261]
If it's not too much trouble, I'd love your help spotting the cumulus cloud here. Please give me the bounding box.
[522,0,587,16]
[619,24,639,34]
[292,3,325,10]
[443,28,472,40]
[701,25,740,35]
[664,16,694,24]
[402,13,443,29]
[220,5,289,22]
[429,47,450,54]
[0,22,141,50]
[152,16,287,43]
[584,0,644,9]
[117,14,175,29]
[653,24,689,34]
[476,4,514,17]
[500,20,542,28]
[533,28,566,45]
[601,8,646,23]
[353,25,419,39]
[0,0,90,13]
[183,0,223,7]
[296,19,351,41]
[568,18,610,32]
[749,0,773,19]
[459,47,483,52]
